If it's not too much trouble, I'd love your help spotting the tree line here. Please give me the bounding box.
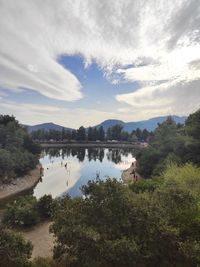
[31,124,153,142]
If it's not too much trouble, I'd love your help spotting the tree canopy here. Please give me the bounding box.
[136,110,200,178]
[0,115,40,183]
[51,163,200,267]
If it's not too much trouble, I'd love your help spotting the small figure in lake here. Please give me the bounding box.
[39,166,44,176]
[96,171,100,180]
[61,161,63,166]
[65,163,67,168]
[66,180,68,186]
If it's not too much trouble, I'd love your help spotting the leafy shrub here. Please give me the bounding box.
[0,226,33,267]
[3,195,55,228]
[51,167,200,267]
[129,177,162,193]
[37,194,54,218]
[32,257,55,267]
[3,196,40,227]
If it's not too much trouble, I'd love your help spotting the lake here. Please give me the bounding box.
[33,147,136,198]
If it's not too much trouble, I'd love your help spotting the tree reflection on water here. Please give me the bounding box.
[43,147,135,164]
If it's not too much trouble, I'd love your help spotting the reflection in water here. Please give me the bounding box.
[34,148,135,199]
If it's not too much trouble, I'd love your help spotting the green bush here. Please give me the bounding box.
[3,195,55,228]
[51,165,200,267]
[37,194,54,218]
[0,226,33,267]
[32,257,55,267]
[129,177,162,193]
[3,196,40,227]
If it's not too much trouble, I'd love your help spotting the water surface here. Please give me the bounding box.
[34,148,135,198]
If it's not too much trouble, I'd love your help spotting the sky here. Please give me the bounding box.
[0,0,199,128]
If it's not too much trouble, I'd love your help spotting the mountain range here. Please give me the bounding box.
[26,122,74,133]
[95,115,187,132]
[26,115,187,133]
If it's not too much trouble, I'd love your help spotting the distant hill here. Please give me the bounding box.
[95,115,187,132]
[26,122,74,133]
[26,115,187,133]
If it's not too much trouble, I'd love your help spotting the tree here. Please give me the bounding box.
[185,109,200,139]
[3,196,40,227]
[87,127,93,141]
[0,115,40,183]
[71,130,77,140]
[135,128,142,141]
[98,126,105,141]
[106,124,124,140]
[92,127,98,141]
[184,109,200,165]
[136,117,183,177]
[76,126,86,141]
[141,128,149,141]
[0,226,33,267]
[37,194,54,218]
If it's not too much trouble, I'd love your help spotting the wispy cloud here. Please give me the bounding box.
[0,0,200,118]
[0,99,119,128]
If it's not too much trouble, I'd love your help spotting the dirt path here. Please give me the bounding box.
[0,165,42,201]
[20,221,54,259]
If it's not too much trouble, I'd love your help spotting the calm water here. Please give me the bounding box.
[33,148,136,198]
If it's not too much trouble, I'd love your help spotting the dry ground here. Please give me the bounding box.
[20,221,54,258]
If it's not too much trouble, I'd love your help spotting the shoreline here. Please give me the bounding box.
[0,164,42,201]
[40,142,140,149]
[122,163,142,183]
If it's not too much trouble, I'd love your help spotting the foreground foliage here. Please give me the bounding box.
[51,164,200,267]
[0,226,33,267]
[3,195,54,227]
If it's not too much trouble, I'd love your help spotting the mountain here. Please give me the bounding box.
[95,119,125,130]
[95,115,187,132]
[26,115,187,134]
[26,122,74,133]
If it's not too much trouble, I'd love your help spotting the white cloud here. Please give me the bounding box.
[117,79,200,119]
[0,0,200,117]
[1,98,170,127]
[0,99,120,128]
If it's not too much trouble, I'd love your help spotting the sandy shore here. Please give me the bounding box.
[0,165,41,201]
[122,163,141,183]
[20,221,54,258]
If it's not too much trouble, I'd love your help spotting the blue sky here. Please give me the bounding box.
[2,54,139,126]
[0,0,199,128]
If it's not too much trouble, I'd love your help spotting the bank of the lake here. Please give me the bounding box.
[40,141,139,149]
[122,162,142,183]
[0,164,42,201]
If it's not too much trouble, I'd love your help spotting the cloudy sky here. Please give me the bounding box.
[0,0,199,128]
